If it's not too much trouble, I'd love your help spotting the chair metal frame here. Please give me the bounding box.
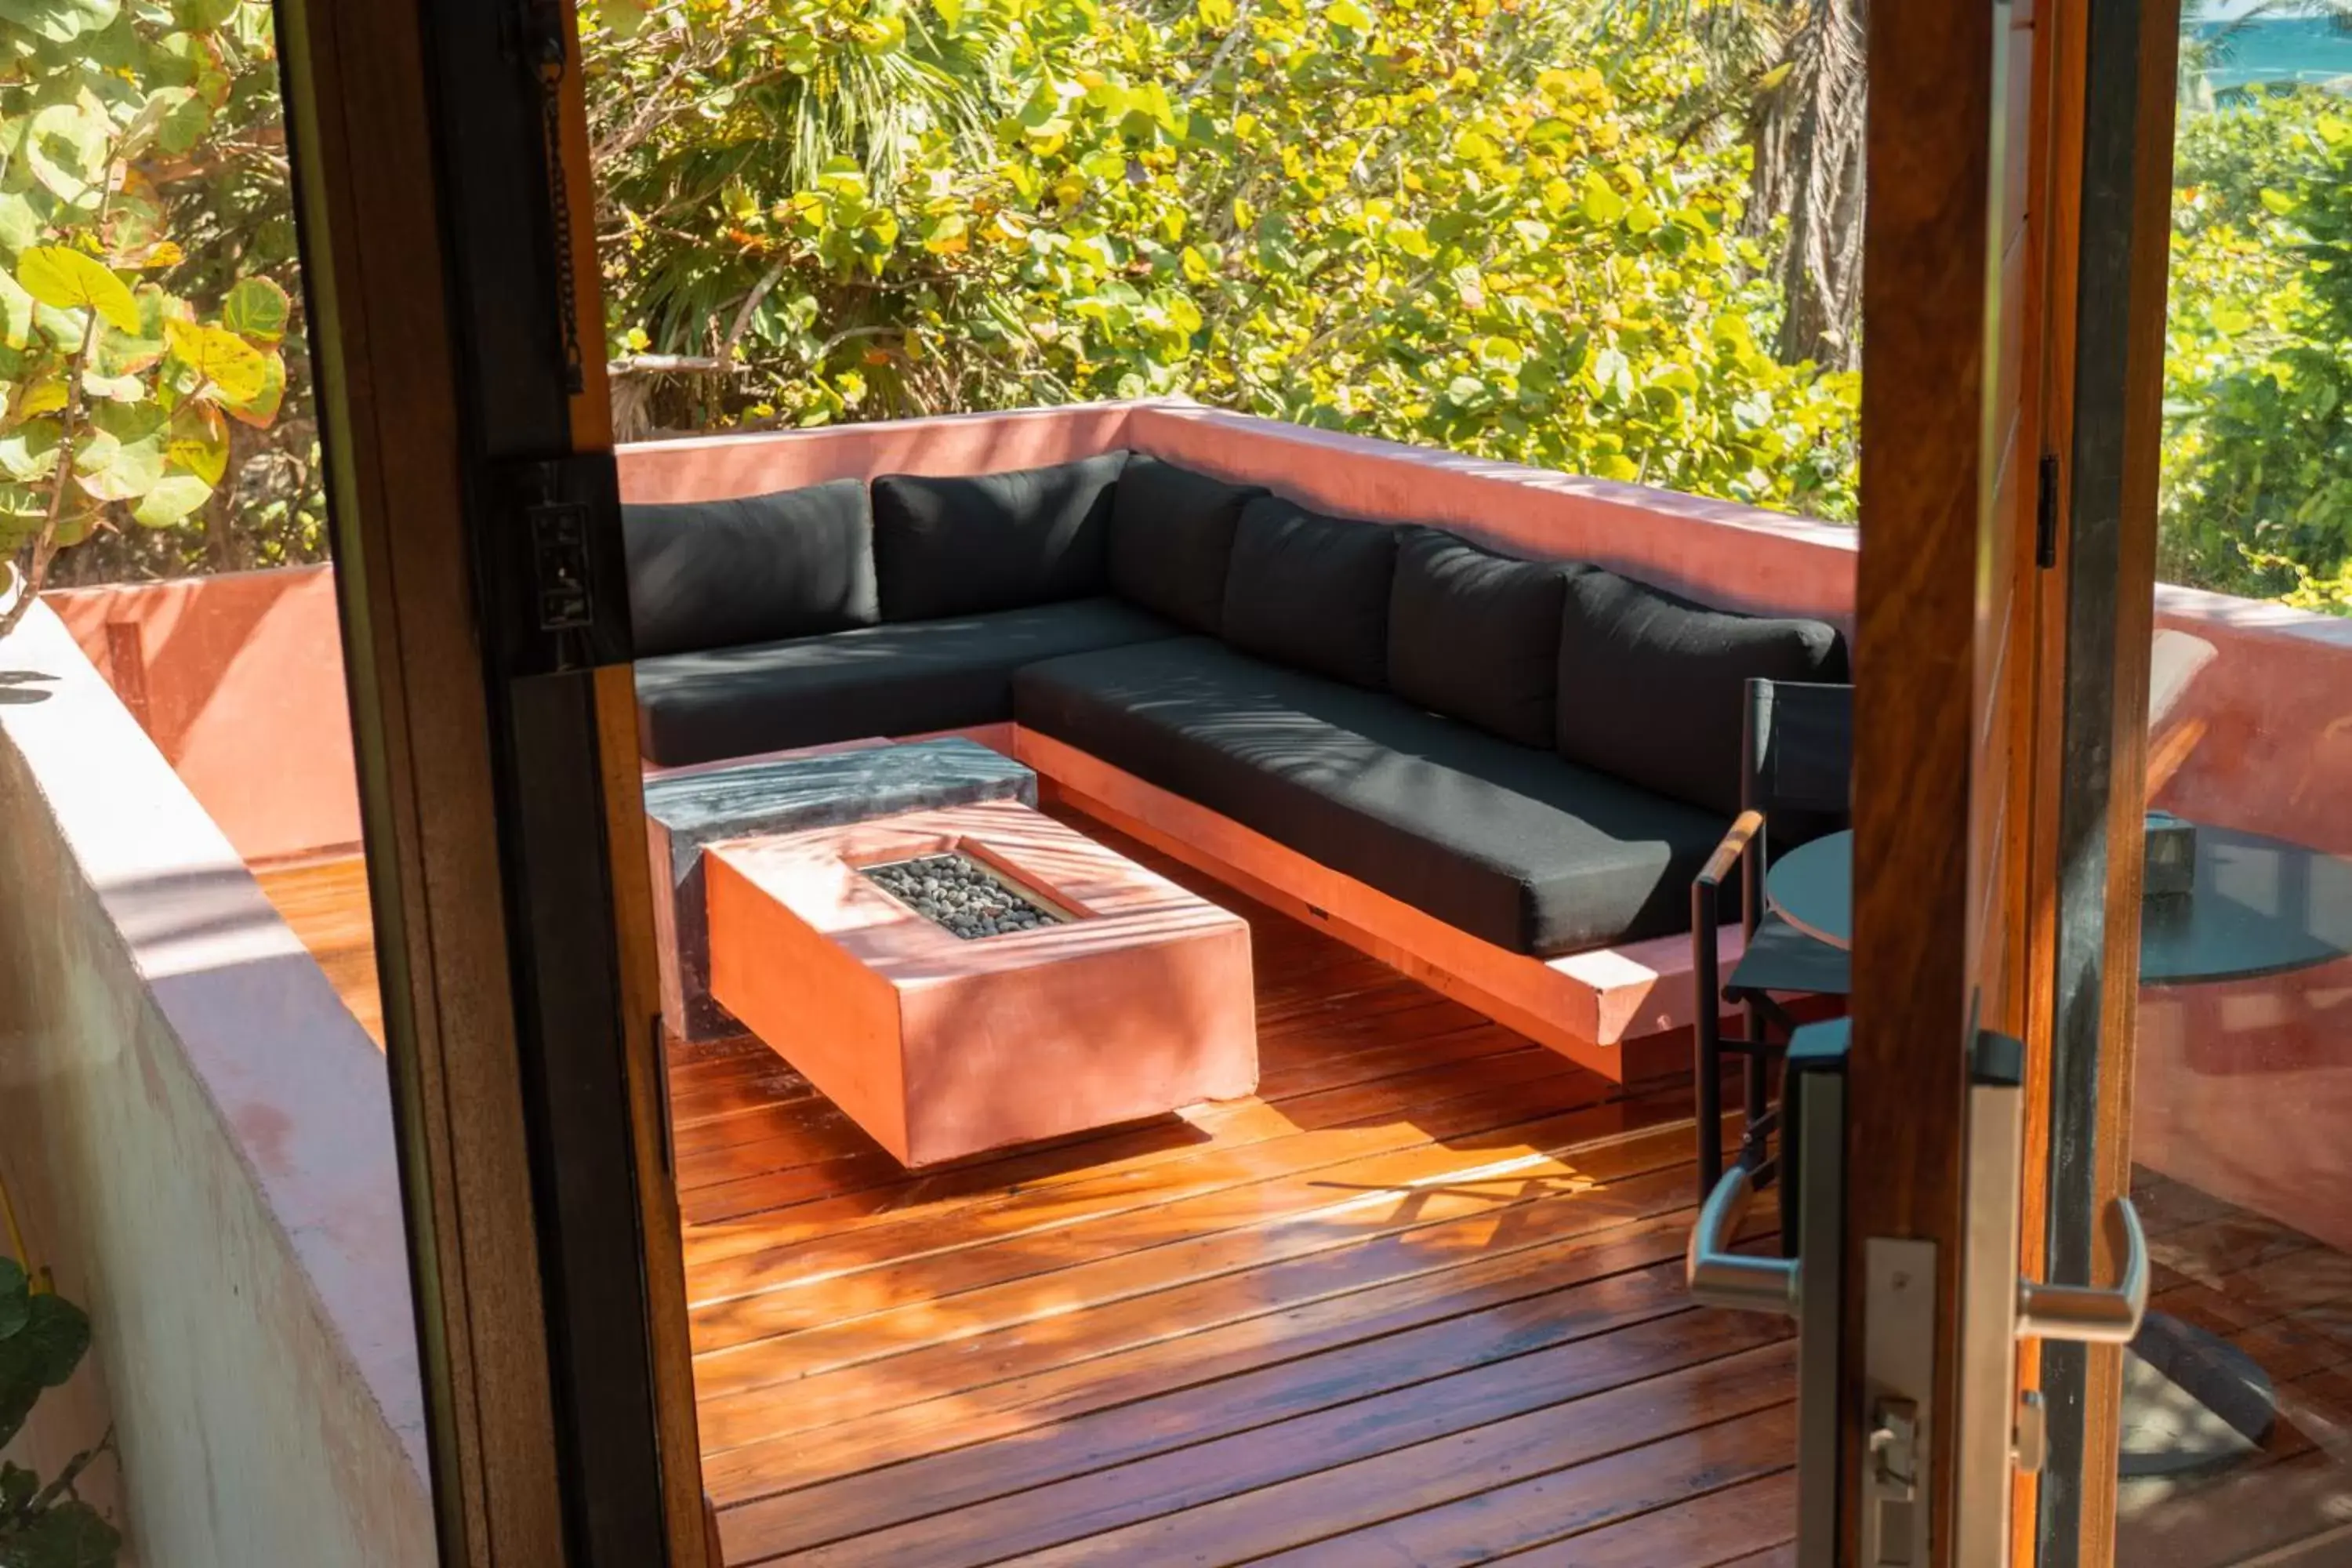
[1691,678,1853,1200]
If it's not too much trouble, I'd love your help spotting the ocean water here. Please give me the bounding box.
[2190,15,2352,93]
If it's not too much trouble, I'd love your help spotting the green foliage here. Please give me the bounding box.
[587,0,1860,518]
[0,1258,118,1568]
[0,0,318,606]
[2161,89,2352,603]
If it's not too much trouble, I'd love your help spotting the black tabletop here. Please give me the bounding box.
[1763,824,2352,985]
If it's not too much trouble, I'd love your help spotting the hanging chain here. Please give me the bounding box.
[525,2,586,396]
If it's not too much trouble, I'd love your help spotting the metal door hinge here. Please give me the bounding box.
[2034,453,2061,568]
[487,453,633,677]
[652,1012,677,1185]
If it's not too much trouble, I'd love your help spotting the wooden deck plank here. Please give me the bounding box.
[1491,1470,1797,1567]
[679,1019,1546,1236]
[254,854,384,1044]
[688,1069,1680,1333]
[688,1059,1639,1324]
[713,1262,1730,1548]
[2115,1169,2352,1568]
[1711,1544,1802,1568]
[1238,1402,1797,1568]
[731,1328,1794,1565]
[694,1171,1752,1463]
[682,1041,1585,1227]
[691,1092,1701,1398]
[703,1235,1751,1511]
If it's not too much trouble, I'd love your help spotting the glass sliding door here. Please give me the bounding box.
[2101,8,2352,1560]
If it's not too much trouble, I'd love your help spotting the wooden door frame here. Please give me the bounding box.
[2025,0,2178,1558]
[1852,0,2175,1560]
[274,0,707,1562]
[1848,0,2015,1549]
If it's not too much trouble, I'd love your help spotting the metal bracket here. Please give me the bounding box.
[485,452,633,677]
[2015,1388,2048,1475]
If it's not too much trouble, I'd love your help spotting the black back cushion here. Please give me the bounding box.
[1556,568,1849,816]
[872,452,1129,622]
[622,478,877,659]
[1221,497,1400,690]
[1107,456,1266,634]
[1388,527,1574,750]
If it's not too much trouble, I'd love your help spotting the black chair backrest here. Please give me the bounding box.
[1742,679,1853,848]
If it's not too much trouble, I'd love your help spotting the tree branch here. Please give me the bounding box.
[27,1428,114,1515]
[721,261,789,358]
[1180,0,1258,107]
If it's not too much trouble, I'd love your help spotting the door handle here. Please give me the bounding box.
[1686,1164,1801,1317]
[2015,1196,2148,1344]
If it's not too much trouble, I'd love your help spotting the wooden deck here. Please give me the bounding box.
[258,821,2352,1566]
[256,851,384,1044]
[2119,1168,2352,1565]
[675,808,1795,1566]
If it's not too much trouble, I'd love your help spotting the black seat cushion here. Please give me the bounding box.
[1556,569,1849,817]
[635,597,1179,767]
[872,452,1129,622]
[1106,456,1267,634]
[1388,527,1576,750]
[622,479,878,659]
[1220,497,1399,691]
[1014,637,1728,954]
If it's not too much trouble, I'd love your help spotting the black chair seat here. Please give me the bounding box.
[1724,913,1851,1000]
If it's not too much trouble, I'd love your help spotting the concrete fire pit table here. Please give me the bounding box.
[642,736,1038,1041]
[705,798,1258,1167]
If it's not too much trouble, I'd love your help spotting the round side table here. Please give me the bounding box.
[1762,821,2352,1475]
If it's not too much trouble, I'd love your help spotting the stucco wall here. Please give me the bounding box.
[44,564,365,865]
[0,603,432,1567]
[616,398,1862,630]
[2138,586,2352,1251]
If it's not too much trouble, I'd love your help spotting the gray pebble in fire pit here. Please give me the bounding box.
[863,853,1067,940]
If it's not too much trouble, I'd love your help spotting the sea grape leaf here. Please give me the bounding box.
[17,247,139,333]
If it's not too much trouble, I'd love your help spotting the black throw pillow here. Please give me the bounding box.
[1220,496,1400,690]
[872,452,1129,622]
[1555,568,1849,816]
[1106,456,1267,633]
[1388,527,1575,749]
[622,478,877,659]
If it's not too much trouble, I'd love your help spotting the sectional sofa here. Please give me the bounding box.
[626,446,1847,1074]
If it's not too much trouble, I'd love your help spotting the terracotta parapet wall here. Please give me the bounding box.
[0,603,430,1566]
[44,563,363,866]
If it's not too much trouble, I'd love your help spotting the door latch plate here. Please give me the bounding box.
[1862,1236,1937,1566]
